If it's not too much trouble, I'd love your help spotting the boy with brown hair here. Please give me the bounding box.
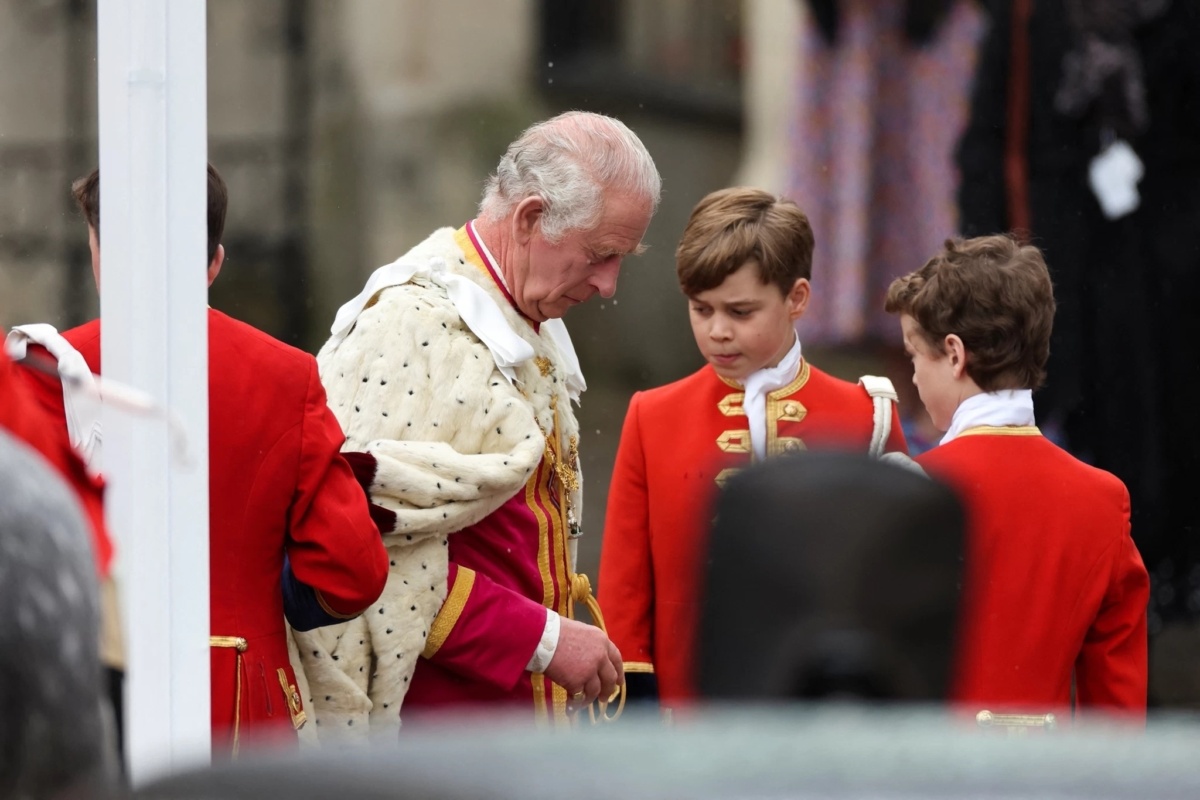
[887,234,1150,718]
[598,187,907,707]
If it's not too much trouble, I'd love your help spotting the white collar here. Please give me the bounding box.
[329,225,587,401]
[742,335,803,461]
[466,220,587,401]
[940,389,1036,444]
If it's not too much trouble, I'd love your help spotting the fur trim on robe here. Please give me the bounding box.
[291,227,582,743]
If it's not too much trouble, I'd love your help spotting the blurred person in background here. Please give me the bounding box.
[599,188,907,712]
[292,111,660,736]
[14,163,390,757]
[887,235,1149,719]
[0,426,113,798]
[3,328,121,763]
[957,0,1200,643]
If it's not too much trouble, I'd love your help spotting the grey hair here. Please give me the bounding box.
[479,111,662,243]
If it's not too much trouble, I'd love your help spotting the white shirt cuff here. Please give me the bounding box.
[525,609,560,673]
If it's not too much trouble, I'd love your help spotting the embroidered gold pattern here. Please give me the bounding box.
[777,437,806,454]
[778,401,806,422]
[716,429,752,454]
[717,392,746,417]
[277,668,308,730]
[766,360,812,457]
[714,467,741,488]
[534,356,553,377]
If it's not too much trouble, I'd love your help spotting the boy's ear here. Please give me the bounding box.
[512,196,545,246]
[206,244,225,288]
[944,334,968,379]
[786,278,811,320]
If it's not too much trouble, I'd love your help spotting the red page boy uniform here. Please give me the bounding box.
[18,311,390,751]
[917,390,1149,717]
[601,337,907,705]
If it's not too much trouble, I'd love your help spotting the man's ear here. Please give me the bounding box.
[944,334,968,379]
[512,196,545,246]
[786,278,811,321]
[206,244,225,288]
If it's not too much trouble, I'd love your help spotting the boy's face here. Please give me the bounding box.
[687,260,809,383]
[900,314,960,431]
[88,225,101,289]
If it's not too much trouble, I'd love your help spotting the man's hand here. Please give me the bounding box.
[544,617,624,709]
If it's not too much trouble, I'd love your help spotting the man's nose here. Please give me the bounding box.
[590,259,621,298]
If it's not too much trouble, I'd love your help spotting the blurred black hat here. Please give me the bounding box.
[699,451,964,702]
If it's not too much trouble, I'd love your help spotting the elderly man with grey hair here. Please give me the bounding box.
[291,111,661,739]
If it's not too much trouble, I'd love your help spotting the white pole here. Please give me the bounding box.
[97,0,211,784]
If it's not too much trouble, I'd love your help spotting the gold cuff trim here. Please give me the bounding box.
[315,590,359,621]
[277,668,308,730]
[957,425,1041,438]
[624,661,655,674]
[423,567,477,659]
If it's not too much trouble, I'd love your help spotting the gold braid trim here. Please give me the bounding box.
[209,636,248,758]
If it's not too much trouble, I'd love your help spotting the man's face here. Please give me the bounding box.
[688,261,808,383]
[513,193,653,322]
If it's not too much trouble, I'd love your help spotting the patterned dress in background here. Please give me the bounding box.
[788,0,986,345]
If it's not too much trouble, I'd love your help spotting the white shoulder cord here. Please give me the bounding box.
[6,327,194,470]
[858,375,898,459]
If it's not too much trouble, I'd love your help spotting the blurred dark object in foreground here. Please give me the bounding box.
[135,708,1200,800]
[0,429,111,798]
[700,453,964,702]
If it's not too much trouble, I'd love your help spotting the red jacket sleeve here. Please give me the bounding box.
[285,361,389,618]
[420,562,548,691]
[1075,507,1150,717]
[597,392,656,673]
[5,348,112,577]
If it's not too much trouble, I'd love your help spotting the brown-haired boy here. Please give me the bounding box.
[887,234,1150,718]
[598,187,907,707]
